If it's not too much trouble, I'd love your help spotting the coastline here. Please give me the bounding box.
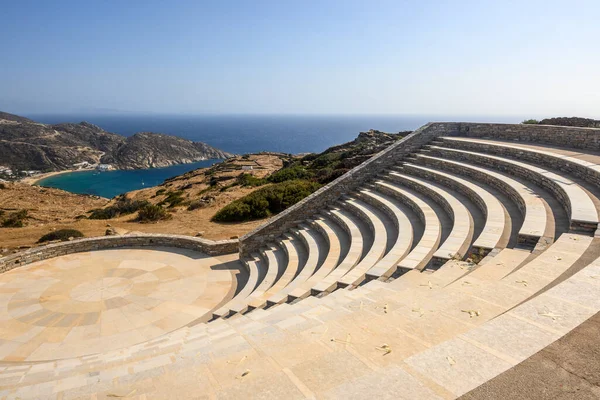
[21,169,92,185]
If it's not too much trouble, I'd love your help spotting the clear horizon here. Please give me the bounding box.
[2,0,599,117]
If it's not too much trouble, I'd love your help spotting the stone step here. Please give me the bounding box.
[287,217,344,300]
[311,208,365,294]
[428,145,599,235]
[264,225,323,307]
[358,189,415,280]
[387,170,475,266]
[212,255,263,319]
[401,162,510,253]
[375,179,442,271]
[336,197,390,287]
[414,153,551,247]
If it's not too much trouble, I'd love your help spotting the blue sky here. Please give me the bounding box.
[1,0,598,117]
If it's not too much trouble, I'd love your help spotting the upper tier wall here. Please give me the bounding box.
[458,122,600,150]
[239,122,460,257]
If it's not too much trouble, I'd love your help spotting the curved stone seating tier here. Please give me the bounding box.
[311,208,365,293]
[336,198,389,287]
[244,244,286,311]
[427,145,600,234]
[287,217,344,300]
[413,153,550,246]
[247,234,304,311]
[357,189,415,280]
[375,180,442,271]
[264,226,323,307]
[387,170,475,266]
[440,136,600,190]
[212,254,263,319]
[234,244,281,314]
[401,162,509,253]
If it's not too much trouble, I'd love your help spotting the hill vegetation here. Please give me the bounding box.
[523,117,600,128]
[211,129,408,222]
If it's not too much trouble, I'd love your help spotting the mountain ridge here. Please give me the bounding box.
[0,112,232,173]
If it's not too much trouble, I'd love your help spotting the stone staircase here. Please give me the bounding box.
[2,123,600,399]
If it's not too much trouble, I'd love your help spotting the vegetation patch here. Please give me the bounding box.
[1,210,28,228]
[0,183,6,189]
[38,229,84,243]
[522,119,539,124]
[136,204,172,223]
[237,173,267,187]
[158,190,186,208]
[88,198,150,219]
[212,179,321,222]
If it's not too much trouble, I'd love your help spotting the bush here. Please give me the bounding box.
[212,179,321,222]
[88,198,150,219]
[267,165,313,183]
[38,229,84,243]
[0,183,6,189]
[155,188,166,196]
[157,191,186,208]
[522,119,539,125]
[1,210,28,228]
[237,173,267,187]
[136,204,172,223]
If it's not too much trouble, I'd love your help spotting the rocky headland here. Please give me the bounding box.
[0,111,232,174]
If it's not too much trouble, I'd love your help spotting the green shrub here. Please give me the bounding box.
[237,173,267,187]
[136,204,172,223]
[88,199,149,219]
[155,188,166,196]
[267,165,313,183]
[212,179,321,222]
[38,229,84,243]
[311,152,343,169]
[158,191,186,208]
[522,119,539,125]
[1,210,28,228]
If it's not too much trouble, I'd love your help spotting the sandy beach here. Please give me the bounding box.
[20,169,91,185]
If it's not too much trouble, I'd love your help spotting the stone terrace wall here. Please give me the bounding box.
[0,234,238,274]
[239,122,461,257]
[458,123,600,150]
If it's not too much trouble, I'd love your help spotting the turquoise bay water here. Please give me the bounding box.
[37,159,221,198]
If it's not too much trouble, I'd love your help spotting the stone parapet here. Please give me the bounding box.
[0,234,238,274]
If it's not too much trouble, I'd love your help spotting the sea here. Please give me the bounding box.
[30,114,521,198]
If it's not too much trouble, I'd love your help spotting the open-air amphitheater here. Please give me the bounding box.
[2,122,600,399]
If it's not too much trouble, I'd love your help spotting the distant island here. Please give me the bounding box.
[0,111,232,179]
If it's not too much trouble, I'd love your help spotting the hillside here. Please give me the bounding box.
[0,129,407,252]
[0,111,232,173]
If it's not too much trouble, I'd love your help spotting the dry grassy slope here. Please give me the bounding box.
[0,153,287,253]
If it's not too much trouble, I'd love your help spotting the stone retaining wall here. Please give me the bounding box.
[458,122,600,150]
[239,122,461,257]
[0,234,238,274]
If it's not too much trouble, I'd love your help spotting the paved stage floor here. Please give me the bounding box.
[0,247,238,362]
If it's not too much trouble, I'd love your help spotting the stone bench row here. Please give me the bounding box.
[428,145,599,234]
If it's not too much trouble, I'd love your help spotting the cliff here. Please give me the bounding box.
[0,111,232,173]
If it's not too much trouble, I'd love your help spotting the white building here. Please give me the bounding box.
[96,164,114,172]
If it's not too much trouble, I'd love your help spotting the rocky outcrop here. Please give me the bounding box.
[101,132,232,170]
[0,112,232,172]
